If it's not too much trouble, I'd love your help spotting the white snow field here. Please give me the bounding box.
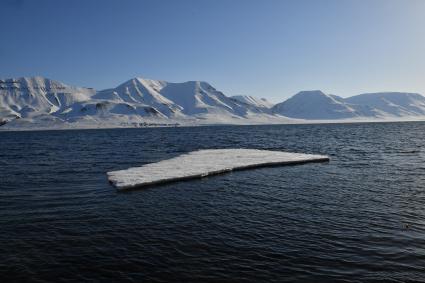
[107,149,330,190]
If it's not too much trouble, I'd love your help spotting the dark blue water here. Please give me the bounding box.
[1,122,425,282]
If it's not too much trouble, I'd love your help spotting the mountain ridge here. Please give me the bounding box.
[1,76,425,129]
[272,90,425,119]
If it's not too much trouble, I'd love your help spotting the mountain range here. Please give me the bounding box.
[272,90,425,119]
[1,77,425,130]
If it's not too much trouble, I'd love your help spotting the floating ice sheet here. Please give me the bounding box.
[107,149,329,190]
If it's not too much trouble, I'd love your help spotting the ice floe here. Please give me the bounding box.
[107,149,329,190]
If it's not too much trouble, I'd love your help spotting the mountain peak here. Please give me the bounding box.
[272,90,356,119]
[293,90,327,97]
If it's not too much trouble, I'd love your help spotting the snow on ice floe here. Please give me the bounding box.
[107,149,329,190]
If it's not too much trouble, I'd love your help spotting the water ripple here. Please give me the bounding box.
[1,122,425,282]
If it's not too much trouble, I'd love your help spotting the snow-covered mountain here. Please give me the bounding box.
[230,95,274,109]
[0,77,94,117]
[0,77,95,125]
[272,90,425,119]
[1,76,425,129]
[272,91,359,119]
[94,78,270,118]
[0,77,173,128]
[93,78,183,118]
[0,76,280,129]
[345,92,425,117]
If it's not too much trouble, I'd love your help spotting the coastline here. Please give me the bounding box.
[1,116,425,132]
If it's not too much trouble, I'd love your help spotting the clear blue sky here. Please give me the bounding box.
[1,0,424,102]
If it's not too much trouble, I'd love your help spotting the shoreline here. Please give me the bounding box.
[1,117,425,133]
